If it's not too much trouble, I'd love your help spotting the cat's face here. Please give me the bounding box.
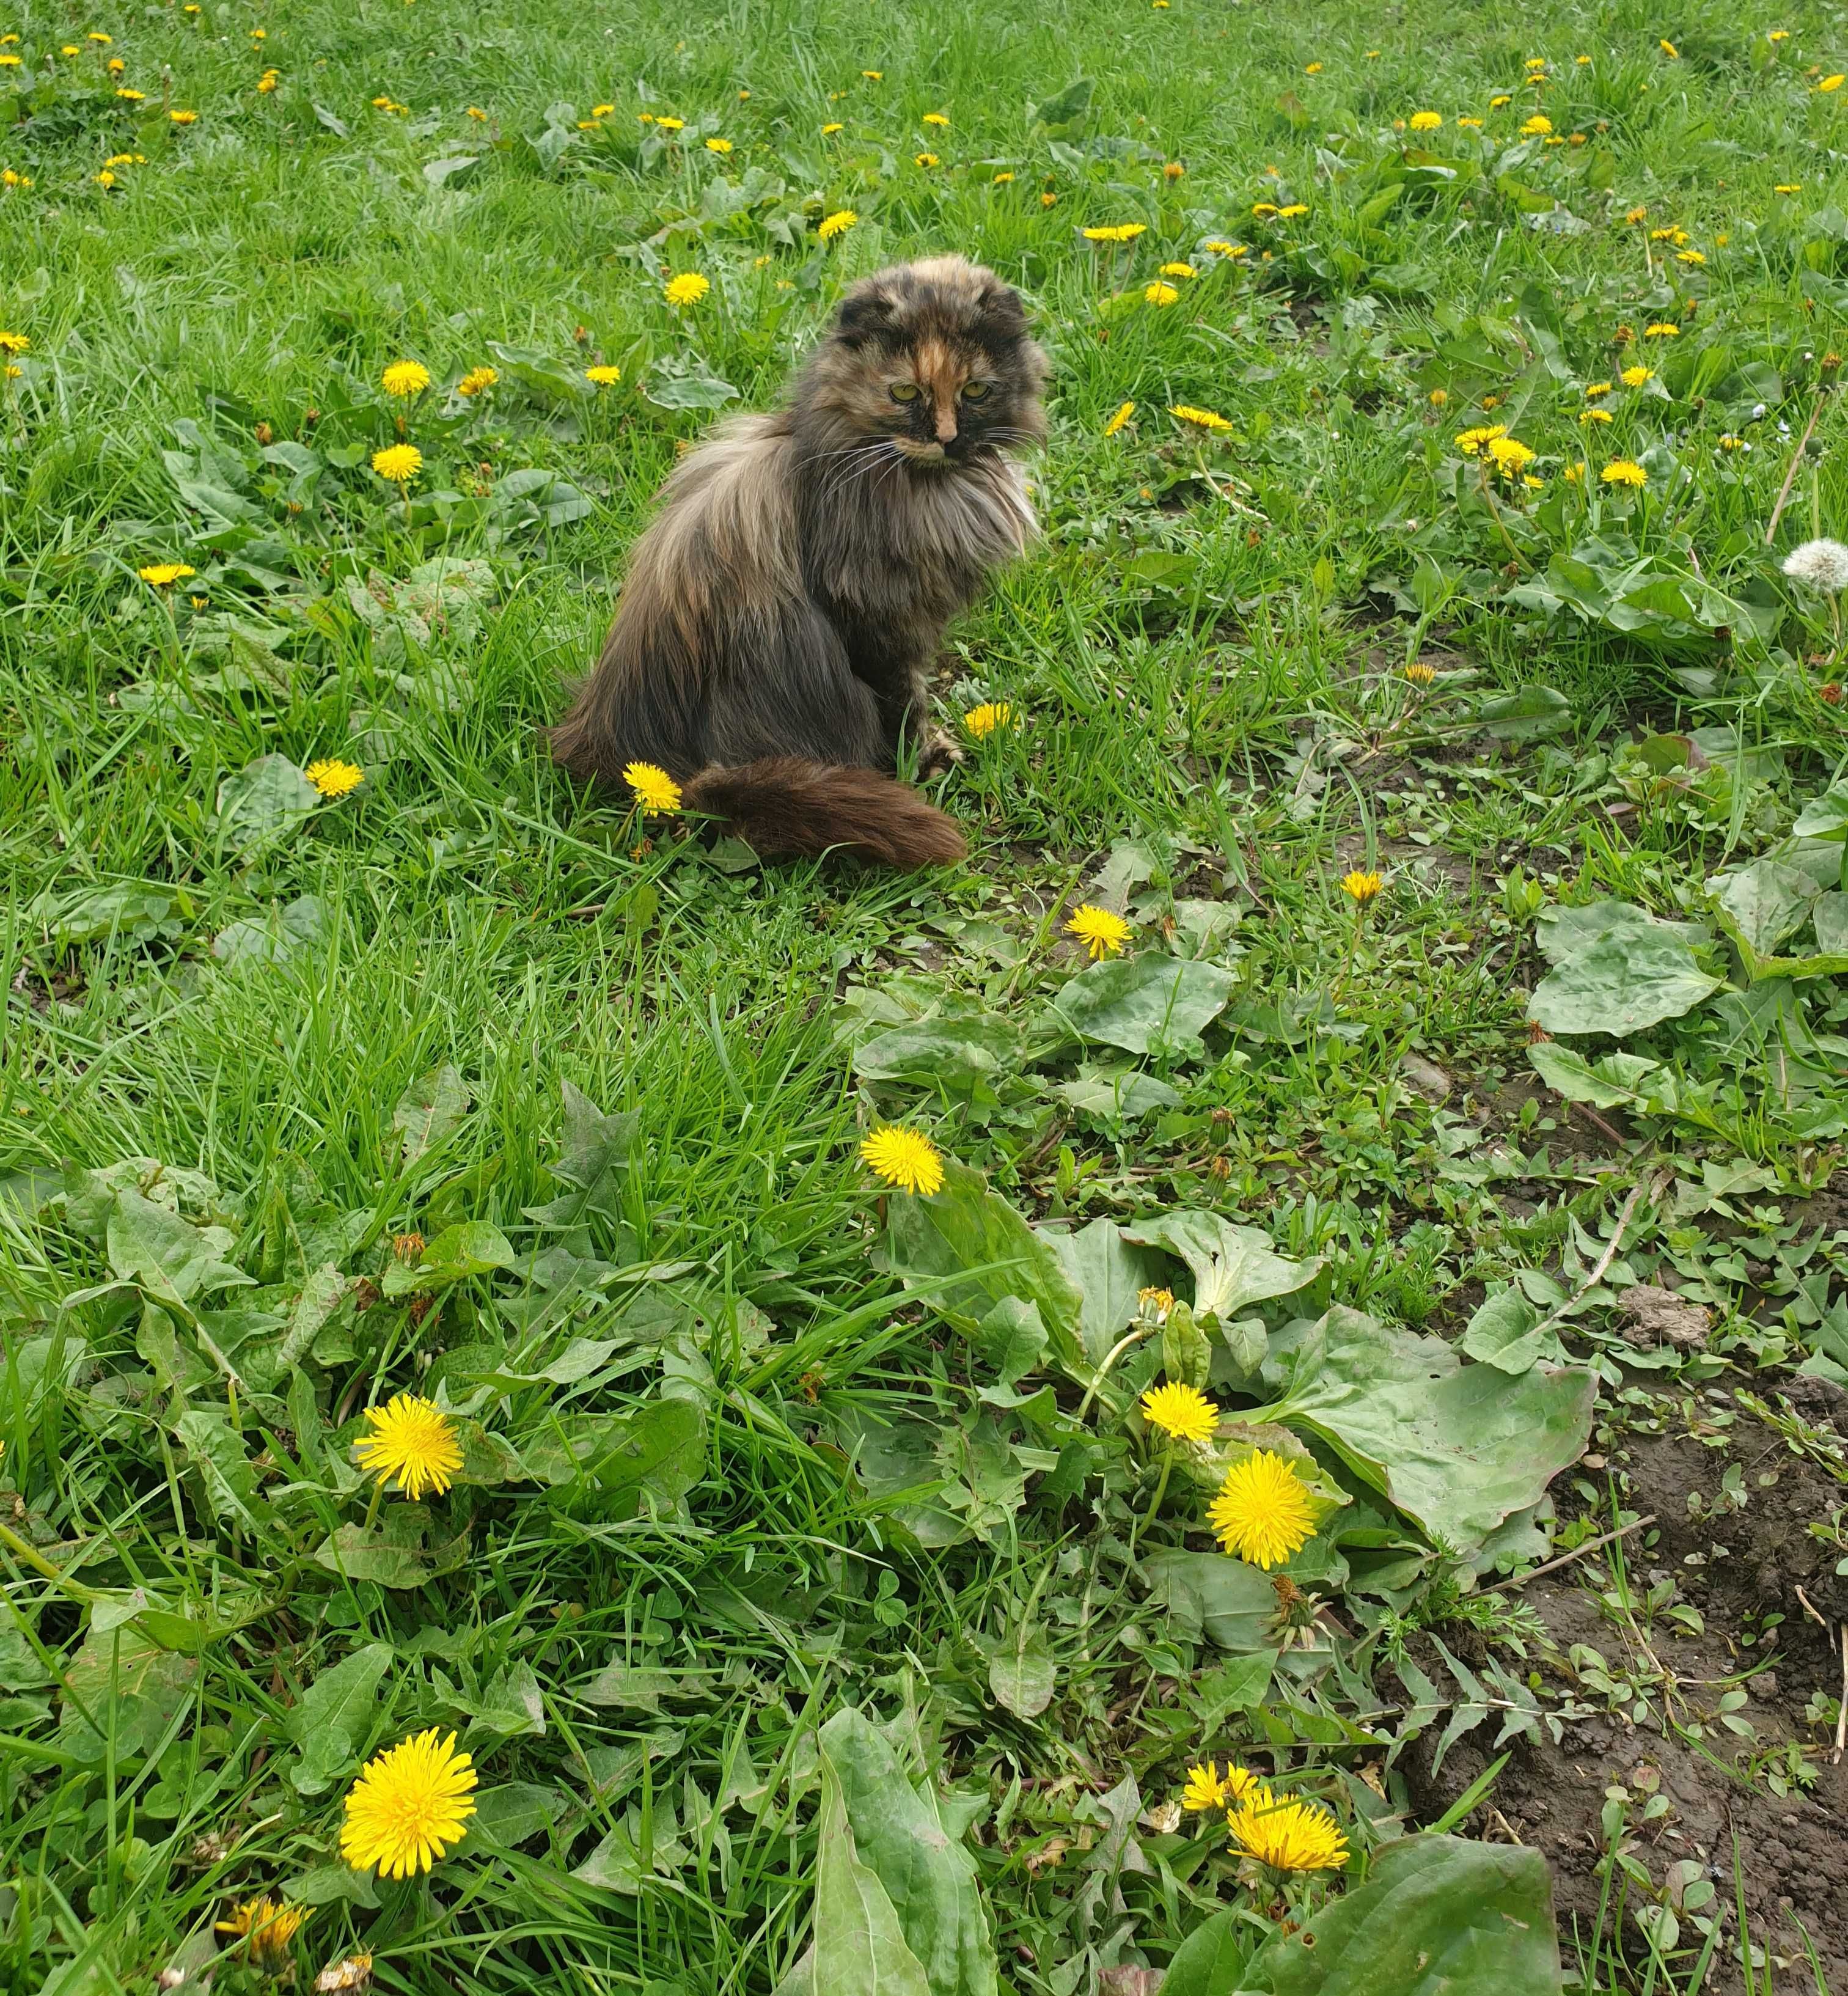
[801,256,1047,470]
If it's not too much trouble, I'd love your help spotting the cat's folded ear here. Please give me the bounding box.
[834,279,899,348]
[972,277,1031,342]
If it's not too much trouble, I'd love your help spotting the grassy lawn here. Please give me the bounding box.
[6,0,1848,1991]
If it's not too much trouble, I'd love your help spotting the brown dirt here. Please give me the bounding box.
[1402,1376,1848,1994]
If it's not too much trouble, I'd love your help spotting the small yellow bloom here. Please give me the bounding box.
[216,1899,308,1968]
[371,443,422,483]
[1251,200,1279,218]
[456,365,497,396]
[1082,222,1148,243]
[1486,435,1536,477]
[1770,28,1790,40]
[1138,1286,1175,1319]
[1276,202,1308,218]
[1676,248,1705,265]
[818,208,857,240]
[1340,868,1384,904]
[1621,364,1653,386]
[1583,380,1612,397]
[1041,191,1057,207]
[1158,261,1197,279]
[1182,1762,1230,1811]
[169,108,199,123]
[1775,182,1802,194]
[655,116,684,131]
[1304,62,1322,75]
[86,31,112,43]
[1404,661,1437,687]
[664,271,710,306]
[913,151,939,167]
[95,171,119,188]
[467,105,488,120]
[257,70,278,92]
[1643,321,1680,337]
[381,360,430,397]
[584,364,622,386]
[821,121,843,134]
[1601,458,1647,486]
[1170,403,1231,432]
[623,760,682,813]
[862,70,883,79]
[1579,407,1613,424]
[1139,1382,1220,1444]
[1066,904,1132,959]
[1453,423,1506,456]
[1102,400,1135,436]
[1409,110,1442,131]
[1519,113,1552,136]
[1659,37,1678,56]
[138,562,197,587]
[1207,1450,1318,1569]
[353,1393,461,1499]
[963,700,1014,737]
[1819,73,1844,91]
[705,136,732,153]
[1230,1792,1349,1873]
[1204,238,1246,256]
[340,1730,477,1879]
[306,758,364,799]
[1143,281,1181,306]
[115,87,144,100]
[1490,94,1513,108]
[859,1126,945,1197]
[922,111,949,127]
[1456,114,1483,128]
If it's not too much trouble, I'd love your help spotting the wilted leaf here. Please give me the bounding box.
[392,1063,472,1166]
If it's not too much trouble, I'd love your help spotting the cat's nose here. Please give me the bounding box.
[934,406,958,444]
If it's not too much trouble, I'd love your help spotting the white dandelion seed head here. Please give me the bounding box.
[1783,538,1848,592]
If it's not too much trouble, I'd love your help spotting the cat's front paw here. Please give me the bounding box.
[918,730,965,777]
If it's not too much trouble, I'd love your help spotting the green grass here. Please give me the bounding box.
[5,0,1848,1990]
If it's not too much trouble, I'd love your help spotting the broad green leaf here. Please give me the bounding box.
[1457,1289,1564,1375]
[174,1407,270,1530]
[472,1781,562,1848]
[985,1624,1055,1719]
[526,1082,638,1229]
[392,1062,472,1165]
[106,1189,249,1303]
[213,893,327,966]
[1038,1216,1168,1368]
[1709,857,1822,958]
[774,1739,932,1996]
[59,1624,198,1761]
[977,1297,1047,1387]
[1233,1833,1560,1994]
[1123,1213,1320,1324]
[1162,1909,1252,1996]
[885,1159,1087,1373]
[1030,76,1093,125]
[1527,900,1721,1035]
[1140,1551,1277,1652]
[277,1263,347,1370]
[215,754,322,853]
[311,1509,466,1588]
[288,1642,393,1795]
[1526,1042,1659,1109]
[817,1708,999,1996]
[1471,684,1572,741]
[381,1219,515,1296]
[1792,782,1848,840]
[1162,1298,1212,1390]
[854,1016,1019,1093]
[277,1865,380,1909]
[551,1396,706,1521]
[1054,1070,1182,1120]
[1276,1308,1595,1551]
[1051,955,1236,1054]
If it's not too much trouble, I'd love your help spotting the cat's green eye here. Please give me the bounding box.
[889,382,922,402]
[961,380,992,401]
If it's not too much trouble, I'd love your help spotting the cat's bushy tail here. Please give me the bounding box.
[684,759,966,868]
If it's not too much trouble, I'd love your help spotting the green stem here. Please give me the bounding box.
[1074,1323,1156,1422]
[361,1478,384,1535]
[1132,1441,1176,1554]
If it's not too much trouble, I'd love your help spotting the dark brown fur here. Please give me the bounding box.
[550,255,1047,867]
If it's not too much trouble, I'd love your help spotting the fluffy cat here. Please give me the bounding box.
[549,255,1047,866]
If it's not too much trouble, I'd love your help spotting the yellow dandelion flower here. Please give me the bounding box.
[353,1393,461,1499]
[466,106,488,120]
[623,760,682,813]
[138,562,196,587]
[340,1730,477,1879]
[1164,160,1186,180]
[1579,407,1613,424]
[1082,222,1147,243]
[1103,400,1136,436]
[1409,110,1442,131]
[1159,261,1197,279]
[1676,248,1705,265]
[1404,662,1439,691]
[1621,364,1654,386]
[1305,62,1322,74]
[456,365,497,396]
[1456,114,1484,128]
[216,1899,308,1968]
[1276,202,1308,218]
[1520,113,1552,136]
[1230,1792,1349,1873]
[1815,72,1842,89]
[1207,1450,1318,1569]
[1490,92,1513,108]
[1252,200,1280,218]
[313,1956,374,1996]
[1182,1761,1229,1810]
[114,87,144,100]
[257,71,278,92]
[1170,403,1231,431]
[1139,1382,1220,1444]
[664,271,710,307]
[1643,321,1679,337]
[862,70,882,79]
[584,364,622,385]
[1138,1286,1176,1319]
[1144,281,1181,306]
[371,443,422,483]
[1204,238,1247,256]
[1453,423,1506,455]
[1340,868,1383,904]
[306,758,364,799]
[1065,904,1132,959]
[992,171,1014,183]
[821,121,843,134]
[1583,380,1612,397]
[859,1126,945,1197]
[818,208,857,240]
[963,700,1014,738]
[1770,28,1790,40]
[705,137,732,155]
[1041,191,1057,207]
[655,116,684,131]
[914,150,939,167]
[1601,458,1647,486]
[1775,182,1802,193]
[381,361,430,397]
[169,108,199,123]
[922,111,949,127]
[1486,435,1536,477]
[1659,37,1679,56]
